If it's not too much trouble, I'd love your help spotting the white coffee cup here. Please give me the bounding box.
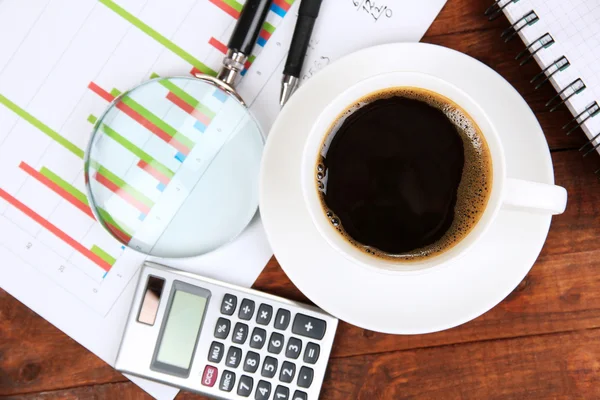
[301,71,567,274]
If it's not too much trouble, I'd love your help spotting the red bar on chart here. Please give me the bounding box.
[0,188,112,272]
[166,92,212,126]
[209,0,241,18]
[88,82,191,156]
[18,162,94,219]
[137,160,170,185]
[209,37,227,54]
[94,172,152,215]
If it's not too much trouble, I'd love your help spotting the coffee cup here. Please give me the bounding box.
[301,71,567,274]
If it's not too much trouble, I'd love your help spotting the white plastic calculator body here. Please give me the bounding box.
[115,262,338,400]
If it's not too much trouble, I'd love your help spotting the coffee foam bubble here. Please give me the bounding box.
[316,87,493,262]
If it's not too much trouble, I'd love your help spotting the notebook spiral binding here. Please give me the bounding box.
[487,0,600,175]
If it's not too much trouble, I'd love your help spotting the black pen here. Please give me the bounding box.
[279,0,323,107]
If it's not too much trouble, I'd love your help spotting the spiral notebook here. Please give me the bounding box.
[487,0,600,162]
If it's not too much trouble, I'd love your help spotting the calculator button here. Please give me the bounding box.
[232,322,249,344]
[208,341,225,363]
[292,313,327,340]
[201,365,218,387]
[238,375,254,397]
[221,294,237,315]
[279,361,296,383]
[275,385,290,399]
[292,390,307,400]
[214,317,231,339]
[285,337,302,359]
[255,380,272,400]
[243,351,260,373]
[303,342,320,364]
[239,298,255,320]
[219,370,236,392]
[250,327,267,349]
[226,346,242,368]
[256,303,273,325]
[297,366,314,388]
[274,309,291,330]
[268,332,285,354]
[261,356,278,378]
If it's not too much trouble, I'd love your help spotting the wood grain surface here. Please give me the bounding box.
[2,0,600,399]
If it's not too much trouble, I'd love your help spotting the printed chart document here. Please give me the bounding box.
[0,0,446,398]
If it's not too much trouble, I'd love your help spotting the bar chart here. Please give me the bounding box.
[0,0,297,315]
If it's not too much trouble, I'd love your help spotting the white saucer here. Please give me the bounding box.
[259,43,555,334]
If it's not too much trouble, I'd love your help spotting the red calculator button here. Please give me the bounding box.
[202,365,218,387]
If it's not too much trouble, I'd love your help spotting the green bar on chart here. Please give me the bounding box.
[119,96,195,149]
[96,207,134,237]
[110,88,122,97]
[263,22,276,34]
[101,124,175,179]
[91,245,117,266]
[223,0,243,12]
[0,94,84,159]
[99,0,217,76]
[87,114,98,124]
[40,167,89,205]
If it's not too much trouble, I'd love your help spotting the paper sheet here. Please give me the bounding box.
[0,0,446,398]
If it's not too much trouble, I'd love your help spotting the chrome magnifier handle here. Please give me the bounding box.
[216,0,274,86]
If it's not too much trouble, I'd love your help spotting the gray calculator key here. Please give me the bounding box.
[221,294,237,315]
[226,346,242,368]
[261,356,278,378]
[303,342,320,364]
[292,313,327,340]
[256,303,273,325]
[297,366,314,388]
[268,332,285,354]
[208,341,224,363]
[232,322,249,344]
[285,337,302,359]
[214,317,230,339]
[238,375,254,397]
[243,351,260,373]
[250,327,267,349]
[239,298,255,320]
[279,361,296,383]
[219,370,236,392]
[274,385,290,400]
[274,309,291,330]
[292,390,308,400]
[255,380,272,400]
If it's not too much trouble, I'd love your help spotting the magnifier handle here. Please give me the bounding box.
[228,0,274,56]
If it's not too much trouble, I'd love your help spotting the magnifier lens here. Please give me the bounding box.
[85,77,263,258]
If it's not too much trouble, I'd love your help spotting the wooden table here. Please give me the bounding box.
[2,0,600,398]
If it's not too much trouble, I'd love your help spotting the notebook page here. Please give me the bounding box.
[503,0,600,150]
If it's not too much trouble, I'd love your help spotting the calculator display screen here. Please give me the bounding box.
[155,289,208,370]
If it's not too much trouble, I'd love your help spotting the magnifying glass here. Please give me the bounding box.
[84,0,273,258]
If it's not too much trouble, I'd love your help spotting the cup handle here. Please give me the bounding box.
[502,178,567,215]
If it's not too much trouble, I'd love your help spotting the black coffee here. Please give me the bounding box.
[316,88,492,261]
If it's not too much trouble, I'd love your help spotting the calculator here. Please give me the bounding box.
[115,261,338,400]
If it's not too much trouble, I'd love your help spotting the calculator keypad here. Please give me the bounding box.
[208,296,331,399]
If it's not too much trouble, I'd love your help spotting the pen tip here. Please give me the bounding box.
[280,75,299,108]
